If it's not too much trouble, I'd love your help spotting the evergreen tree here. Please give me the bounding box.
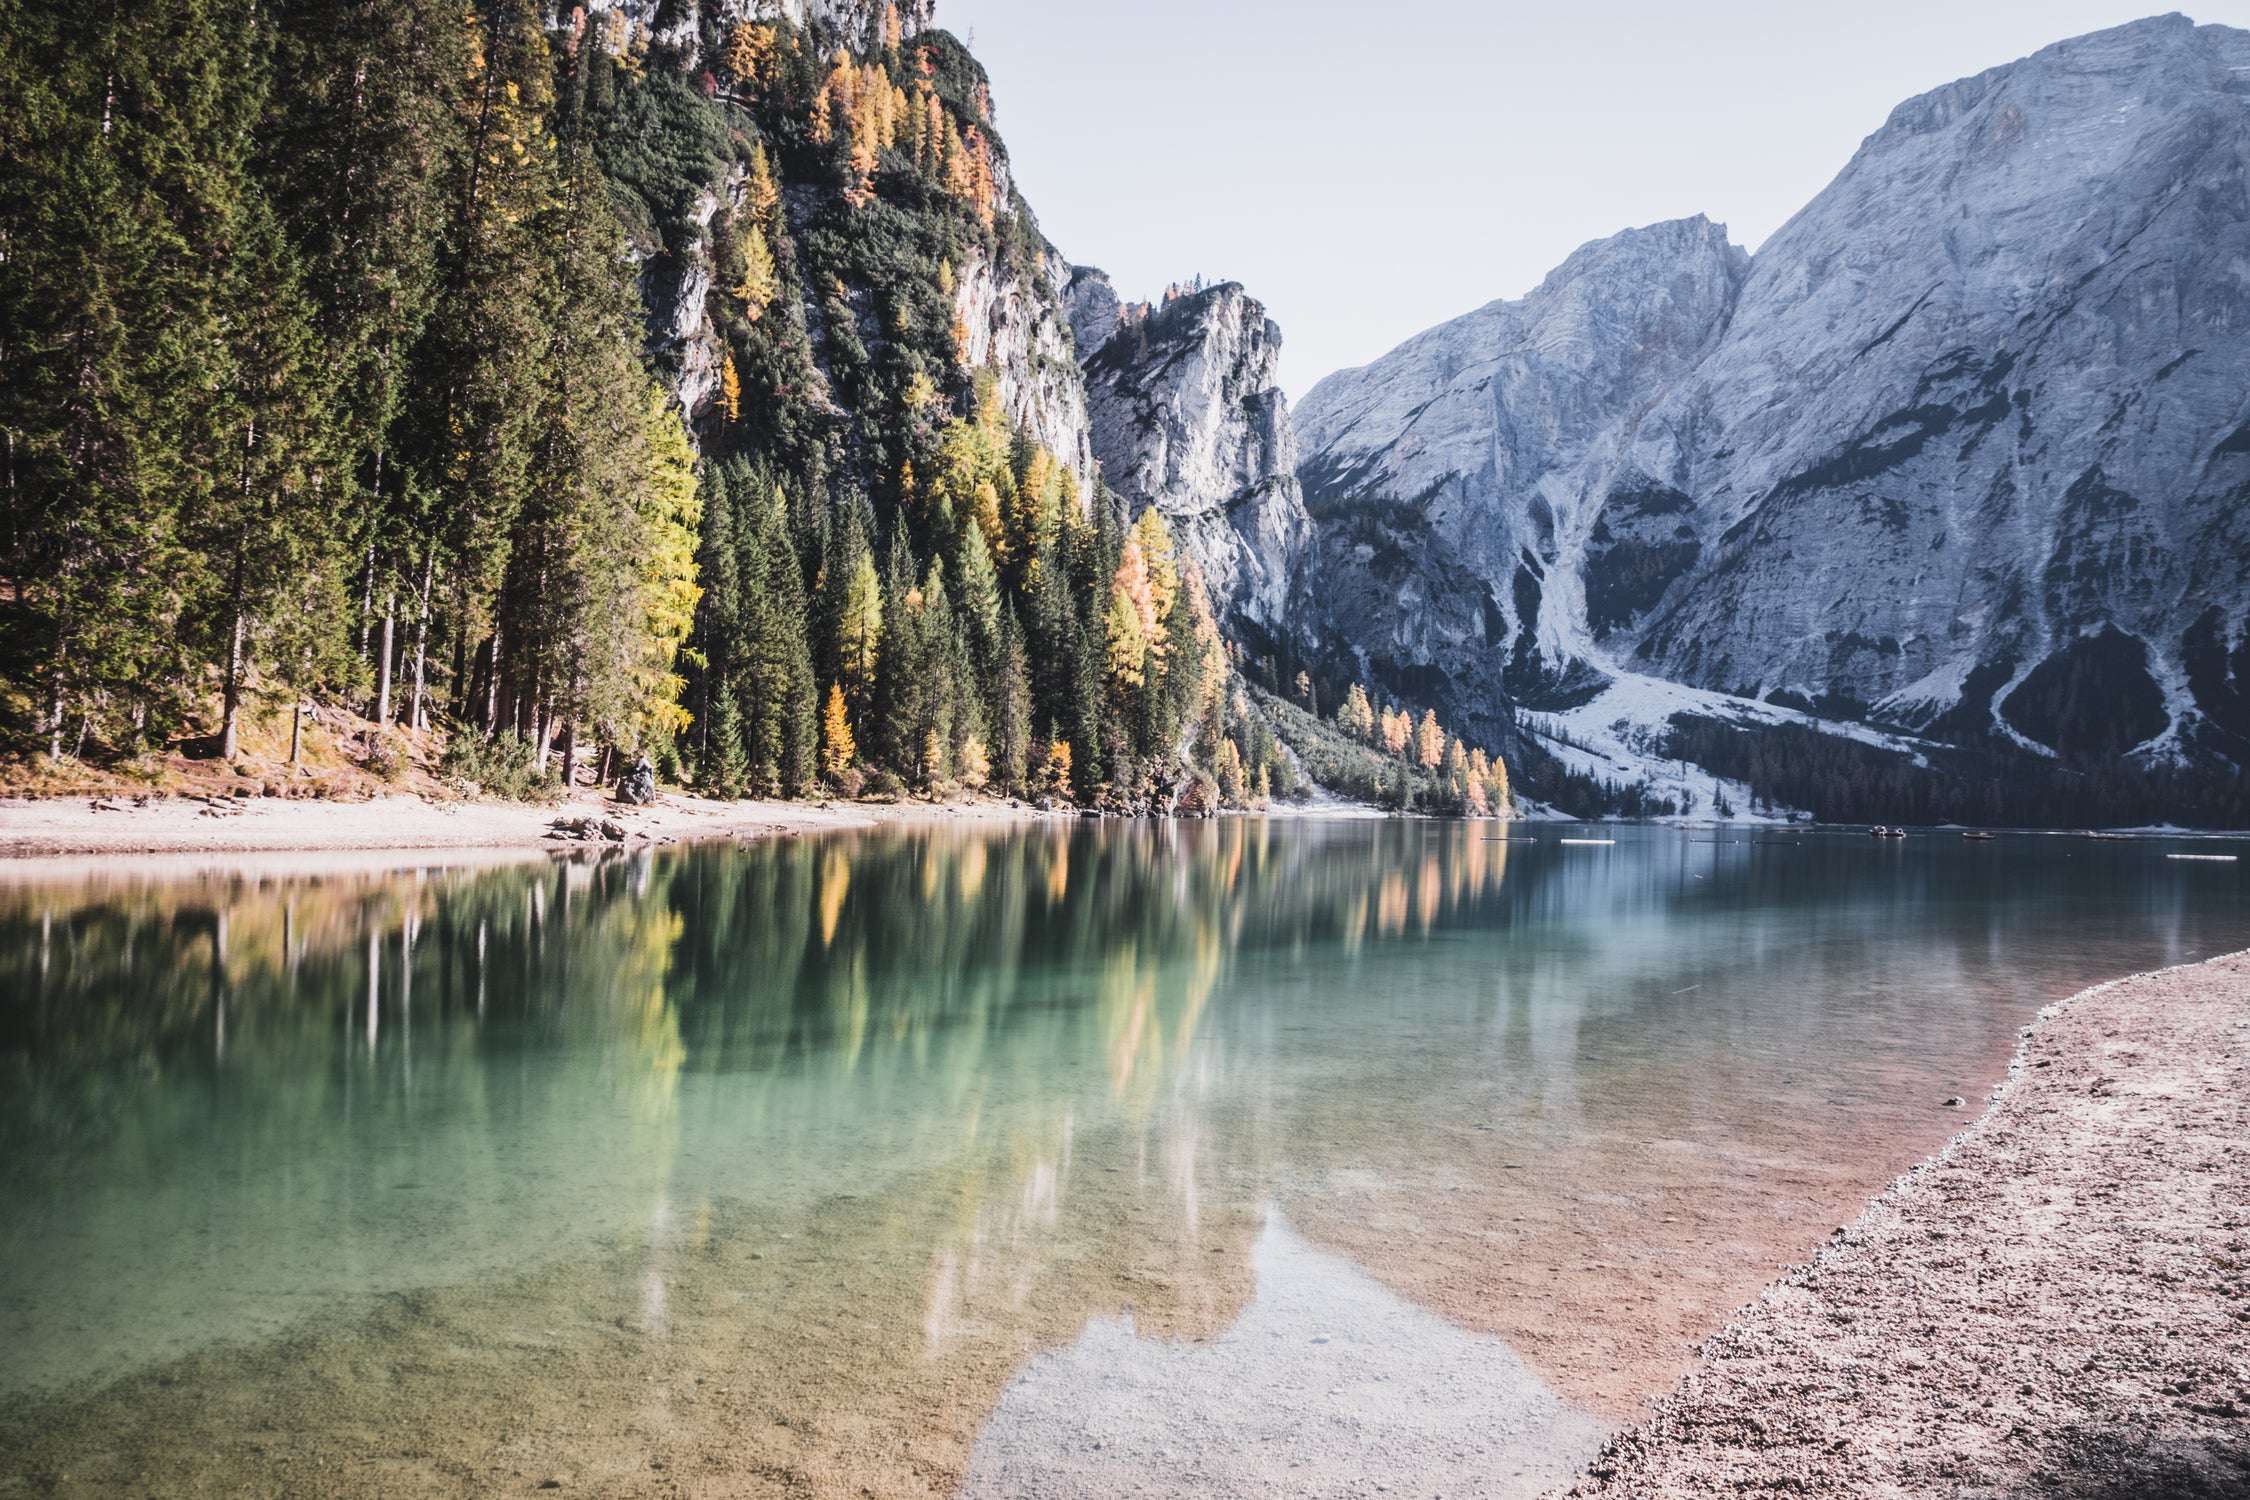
[2,0,290,757]
[994,603,1031,794]
[704,680,749,797]
[739,472,815,795]
[871,527,922,777]
[690,464,743,774]
[828,505,883,733]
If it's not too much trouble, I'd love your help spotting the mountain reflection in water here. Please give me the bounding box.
[1,821,2243,1496]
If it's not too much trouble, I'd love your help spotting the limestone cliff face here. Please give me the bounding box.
[1074,279,1311,633]
[642,164,746,423]
[953,246,1096,485]
[586,0,934,67]
[1291,17,2250,767]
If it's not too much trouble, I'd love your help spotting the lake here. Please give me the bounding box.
[2,820,2244,1497]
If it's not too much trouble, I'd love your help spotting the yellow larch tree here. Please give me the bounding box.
[719,348,741,422]
[1105,534,1158,691]
[1340,682,1374,741]
[821,683,857,779]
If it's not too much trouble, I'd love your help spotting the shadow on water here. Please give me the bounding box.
[0,822,2244,1494]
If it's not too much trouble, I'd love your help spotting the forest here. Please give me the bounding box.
[1665,715,2250,829]
[0,0,1515,815]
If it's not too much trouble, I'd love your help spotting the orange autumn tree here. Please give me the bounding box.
[811,49,909,206]
[1381,706,1411,756]
[1416,709,1444,769]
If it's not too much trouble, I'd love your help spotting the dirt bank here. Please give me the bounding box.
[1560,952,2250,1497]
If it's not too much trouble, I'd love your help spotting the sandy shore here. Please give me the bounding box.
[0,788,1054,868]
[1560,951,2250,1497]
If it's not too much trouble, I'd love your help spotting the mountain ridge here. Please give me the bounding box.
[1273,13,2250,820]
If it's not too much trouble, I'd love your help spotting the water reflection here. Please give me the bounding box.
[0,824,2243,1495]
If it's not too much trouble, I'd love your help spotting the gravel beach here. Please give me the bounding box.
[0,789,1045,865]
[1561,952,2250,1497]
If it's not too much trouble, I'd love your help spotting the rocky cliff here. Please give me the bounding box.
[954,245,1096,485]
[582,3,1097,489]
[1291,16,2250,781]
[585,0,935,66]
[1073,276,1311,632]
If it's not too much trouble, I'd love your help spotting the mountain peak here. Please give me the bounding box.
[1283,12,2250,806]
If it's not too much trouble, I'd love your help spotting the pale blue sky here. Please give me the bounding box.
[934,3,2250,399]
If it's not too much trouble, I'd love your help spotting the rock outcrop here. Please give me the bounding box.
[1291,16,2250,769]
[1075,279,1311,633]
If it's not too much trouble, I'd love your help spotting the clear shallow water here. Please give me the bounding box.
[1,821,2244,1495]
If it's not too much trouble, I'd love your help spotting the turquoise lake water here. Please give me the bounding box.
[1,820,2243,1496]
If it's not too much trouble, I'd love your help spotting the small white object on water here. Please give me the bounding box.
[2167,854,2238,862]
[1559,839,1616,846]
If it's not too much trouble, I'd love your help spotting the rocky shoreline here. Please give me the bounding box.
[1558,953,2250,1497]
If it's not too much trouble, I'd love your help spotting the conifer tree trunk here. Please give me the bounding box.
[483,625,502,734]
[220,605,248,761]
[374,591,395,725]
[45,616,68,762]
[359,450,381,660]
[408,550,433,730]
[220,405,262,764]
[220,528,251,762]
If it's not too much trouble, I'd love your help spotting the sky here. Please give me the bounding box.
[931,2,2250,400]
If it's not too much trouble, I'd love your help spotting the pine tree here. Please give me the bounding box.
[2,0,287,757]
[404,0,559,736]
[994,603,1031,794]
[738,474,816,794]
[951,505,1002,704]
[197,184,336,761]
[871,528,923,777]
[266,0,475,726]
[690,465,744,770]
[704,680,749,796]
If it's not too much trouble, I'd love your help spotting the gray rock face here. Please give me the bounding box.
[585,0,934,67]
[1077,282,1311,632]
[643,168,744,423]
[1061,266,1122,363]
[1292,16,2250,766]
[1295,217,1746,730]
[956,246,1097,484]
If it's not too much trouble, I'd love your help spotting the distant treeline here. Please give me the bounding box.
[1666,715,2250,829]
